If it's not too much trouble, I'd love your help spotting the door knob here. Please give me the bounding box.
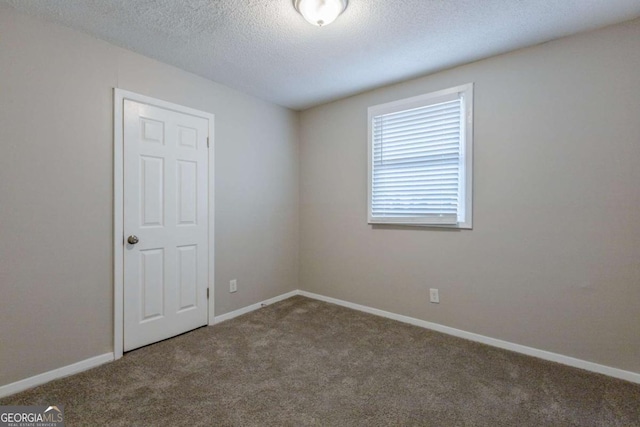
[127,235,139,245]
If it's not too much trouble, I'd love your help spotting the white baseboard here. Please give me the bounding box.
[213,290,299,324]
[0,353,114,399]
[298,290,640,385]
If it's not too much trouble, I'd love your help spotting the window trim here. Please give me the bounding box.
[367,83,474,229]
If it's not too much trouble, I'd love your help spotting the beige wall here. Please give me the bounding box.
[0,7,299,386]
[299,19,640,374]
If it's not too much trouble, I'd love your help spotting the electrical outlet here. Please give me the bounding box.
[230,279,237,293]
[429,288,439,304]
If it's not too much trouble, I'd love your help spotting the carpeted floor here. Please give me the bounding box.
[2,296,639,426]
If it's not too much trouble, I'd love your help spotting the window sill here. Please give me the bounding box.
[368,220,472,230]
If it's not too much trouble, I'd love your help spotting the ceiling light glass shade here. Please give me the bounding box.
[294,0,348,27]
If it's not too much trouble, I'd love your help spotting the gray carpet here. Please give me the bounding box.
[2,296,639,426]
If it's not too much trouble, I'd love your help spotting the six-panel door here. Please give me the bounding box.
[123,100,209,351]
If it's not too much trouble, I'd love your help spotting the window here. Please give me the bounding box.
[367,83,473,228]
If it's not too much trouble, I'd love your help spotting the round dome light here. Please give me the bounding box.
[293,0,349,27]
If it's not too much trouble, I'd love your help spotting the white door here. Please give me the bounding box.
[123,99,209,351]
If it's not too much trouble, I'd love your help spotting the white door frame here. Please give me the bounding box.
[113,88,215,359]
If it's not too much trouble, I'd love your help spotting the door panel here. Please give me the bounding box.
[140,156,164,227]
[177,245,197,311]
[123,99,209,351]
[140,248,164,321]
[177,160,197,225]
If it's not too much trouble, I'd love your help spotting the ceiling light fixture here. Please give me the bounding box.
[293,0,348,27]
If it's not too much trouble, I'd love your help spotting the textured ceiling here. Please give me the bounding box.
[3,0,640,110]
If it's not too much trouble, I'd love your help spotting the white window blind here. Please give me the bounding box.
[368,84,473,227]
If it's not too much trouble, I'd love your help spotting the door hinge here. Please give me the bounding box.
[207,288,210,299]
[207,137,209,148]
